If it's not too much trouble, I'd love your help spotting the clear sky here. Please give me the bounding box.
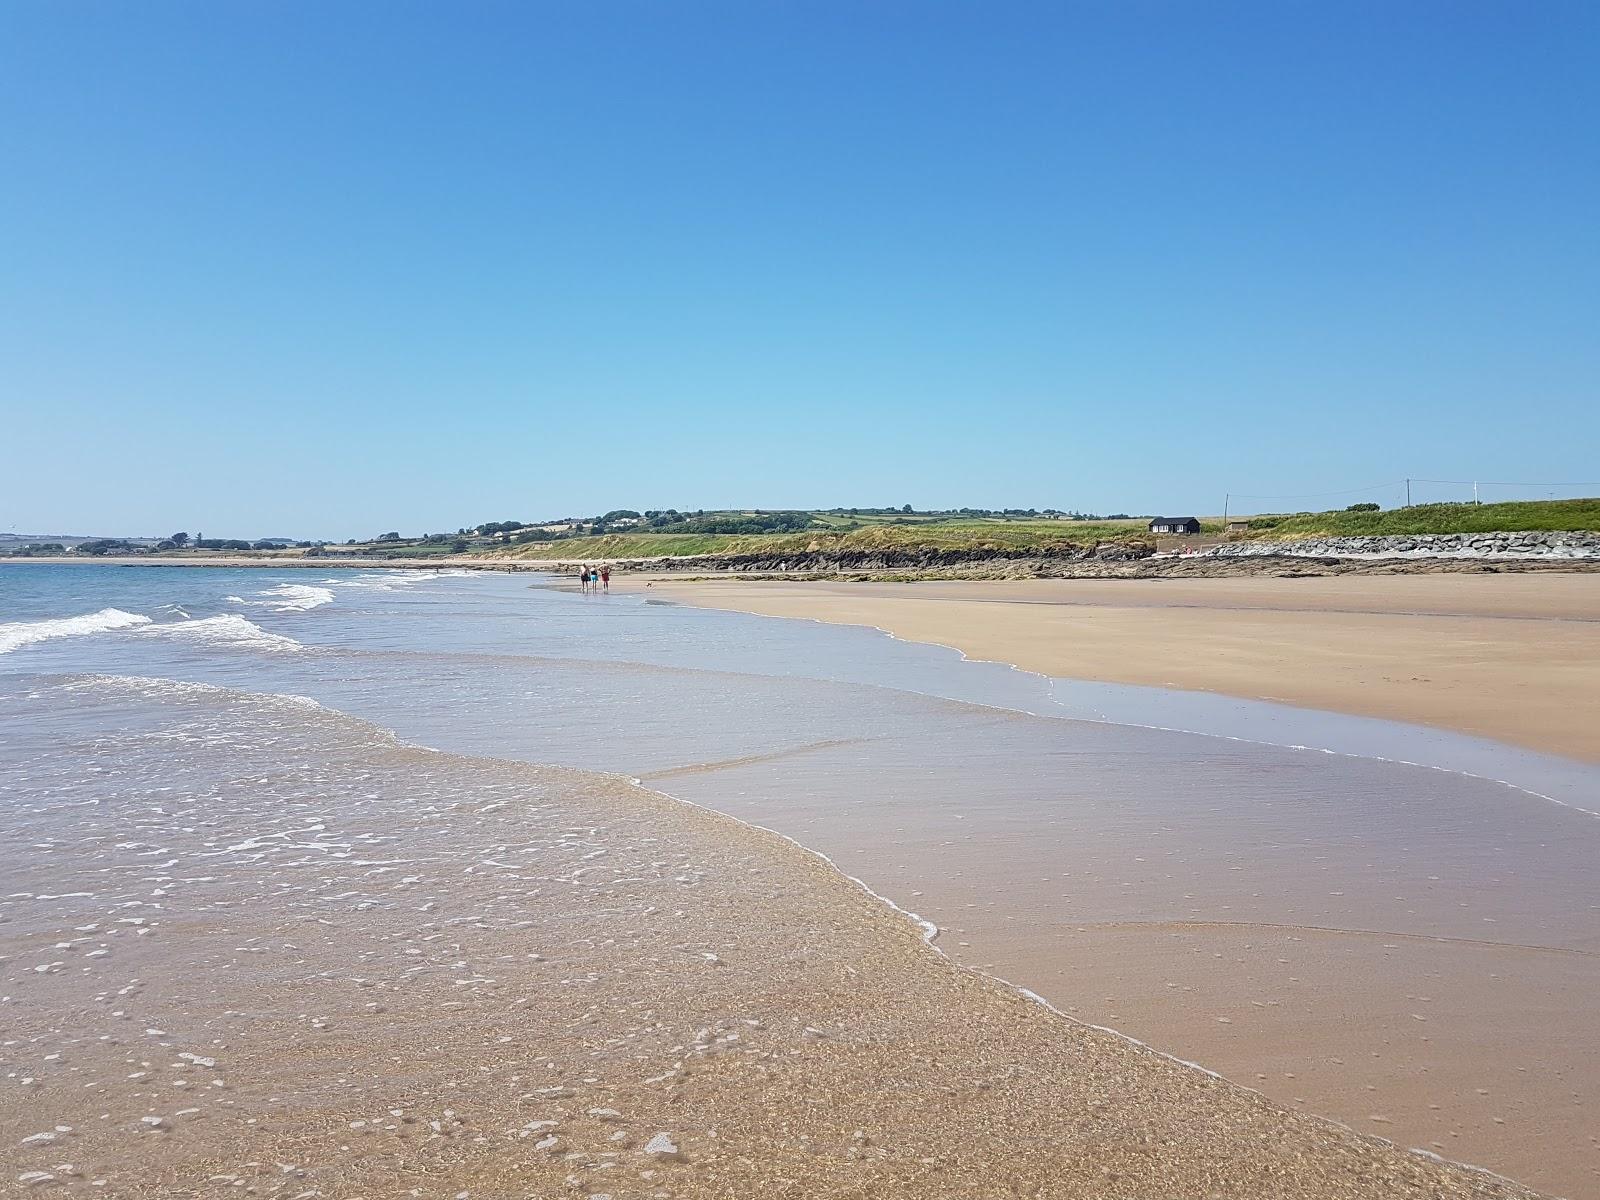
[3,1,1597,538]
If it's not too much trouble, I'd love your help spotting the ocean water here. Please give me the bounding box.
[3,562,1598,1195]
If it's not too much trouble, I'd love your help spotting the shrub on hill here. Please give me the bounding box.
[654,511,816,535]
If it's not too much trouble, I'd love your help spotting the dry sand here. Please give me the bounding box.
[619,574,1600,763]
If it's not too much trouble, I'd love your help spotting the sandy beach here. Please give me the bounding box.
[605,570,1600,1197]
[1,675,1544,1200]
[619,574,1600,763]
[6,564,1596,1197]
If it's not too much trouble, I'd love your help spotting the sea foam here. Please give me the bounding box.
[64,673,328,712]
[230,583,335,613]
[333,569,472,592]
[138,614,304,653]
[0,608,152,655]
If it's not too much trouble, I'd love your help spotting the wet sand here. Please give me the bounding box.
[643,709,1600,1199]
[0,679,1542,1200]
[618,574,1600,762]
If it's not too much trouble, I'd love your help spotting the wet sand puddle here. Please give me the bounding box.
[0,676,1546,1199]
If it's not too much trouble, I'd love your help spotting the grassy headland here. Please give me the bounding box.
[1238,497,1600,539]
[491,518,1157,561]
[8,499,1595,565]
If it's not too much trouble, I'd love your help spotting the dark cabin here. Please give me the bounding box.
[1148,516,1201,535]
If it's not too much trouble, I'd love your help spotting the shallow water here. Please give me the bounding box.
[2,563,1597,1195]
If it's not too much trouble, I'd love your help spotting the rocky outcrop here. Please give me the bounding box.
[1199,531,1600,560]
[548,539,1155,575]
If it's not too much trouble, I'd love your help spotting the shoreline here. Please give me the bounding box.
[614,574,1600,764]
[10,554,1592,761]
[599,572,1600,1195]
[7,548,1600,580]
[2,672,1548,1200]
[4,561,1593,1195]
[641,771,1548,1200]
[645,760,1559,1196]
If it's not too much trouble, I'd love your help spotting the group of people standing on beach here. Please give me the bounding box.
[578,565,610,593]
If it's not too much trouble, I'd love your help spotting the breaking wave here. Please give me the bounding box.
[61,672,331,713]
[137,614,304,653]
[0,608,152,655]
[332,569,473,592]
[230,583,336,612]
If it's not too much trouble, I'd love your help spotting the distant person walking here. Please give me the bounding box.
[600,567,610,592]
[578,565,588,593]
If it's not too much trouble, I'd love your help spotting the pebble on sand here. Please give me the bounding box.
[643,1132,683,1161]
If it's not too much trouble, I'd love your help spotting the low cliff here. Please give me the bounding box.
[548,538,1155,575]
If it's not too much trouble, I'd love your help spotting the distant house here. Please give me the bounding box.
[1149,516,1201,535]
[1226,520,1251,533]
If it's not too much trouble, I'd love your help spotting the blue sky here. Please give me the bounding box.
[3,1,1596,538]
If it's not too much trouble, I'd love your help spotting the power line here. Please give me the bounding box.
[1224,482,1403,500]
[1222,477,1597,517]
[1411,478,1600,488]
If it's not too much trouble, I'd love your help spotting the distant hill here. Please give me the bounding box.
[0,533,161,547]
[9,498,1598,562]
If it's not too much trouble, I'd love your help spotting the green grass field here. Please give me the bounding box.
[480,498,1600,559]
[1240,498,1600,539]
[489,518,1157,560]
[76,497,1594,565]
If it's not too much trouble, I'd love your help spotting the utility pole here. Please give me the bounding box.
[1405,478,1411,508]
[1473,481,1479,506]
[1223,493,1229,529]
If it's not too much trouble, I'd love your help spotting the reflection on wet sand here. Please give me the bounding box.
[648,709,1600,1196]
